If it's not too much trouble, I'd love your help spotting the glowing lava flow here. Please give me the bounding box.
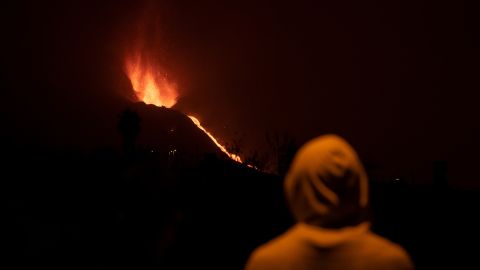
[188,116,242,162]
[124,54,242,163]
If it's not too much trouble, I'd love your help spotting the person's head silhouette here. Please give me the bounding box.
[246,135,413,270]
[285,135,368,229]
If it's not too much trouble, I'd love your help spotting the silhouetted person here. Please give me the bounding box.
[117,109,141,157]
[246,135,413,270]
[433,160,448,190]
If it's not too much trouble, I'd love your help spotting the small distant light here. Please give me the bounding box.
[395,178,400,181]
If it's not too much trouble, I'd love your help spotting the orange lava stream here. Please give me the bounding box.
[188,116,242,163]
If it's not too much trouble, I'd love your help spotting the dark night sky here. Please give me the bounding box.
[1,0,479,187]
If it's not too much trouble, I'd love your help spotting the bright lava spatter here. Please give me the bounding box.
[124,53,243,163]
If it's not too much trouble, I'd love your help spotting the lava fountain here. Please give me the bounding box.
[124,52,178,108]
[124,52,242,163]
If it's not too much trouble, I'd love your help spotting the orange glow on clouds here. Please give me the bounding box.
[124,51,242,163]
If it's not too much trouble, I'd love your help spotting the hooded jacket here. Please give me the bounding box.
[246,135,413,270]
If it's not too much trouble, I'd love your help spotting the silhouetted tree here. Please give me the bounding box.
[225,132,244,159]
[244,150,268,171]
[266,131,299,176]
[117,109,141,157]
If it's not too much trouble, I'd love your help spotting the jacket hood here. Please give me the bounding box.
[285,135,369,228]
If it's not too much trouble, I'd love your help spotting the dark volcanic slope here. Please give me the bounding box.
[130,102,232,165]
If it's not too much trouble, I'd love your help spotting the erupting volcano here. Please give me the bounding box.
[124,50,242,163]
[125,53,178,108]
